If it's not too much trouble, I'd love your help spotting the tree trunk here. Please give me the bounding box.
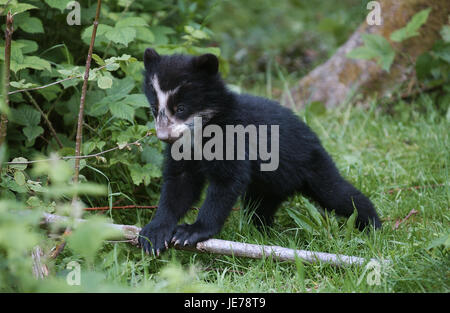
[282,0,450,109]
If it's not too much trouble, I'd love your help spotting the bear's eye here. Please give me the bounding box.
[176,104,185,113]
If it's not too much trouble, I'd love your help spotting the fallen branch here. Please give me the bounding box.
[31,246,49,279]
[43,213,389,267]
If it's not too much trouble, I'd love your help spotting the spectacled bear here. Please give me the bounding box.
[139,48,381,256]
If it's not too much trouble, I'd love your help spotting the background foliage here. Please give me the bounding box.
[0,0,448,292]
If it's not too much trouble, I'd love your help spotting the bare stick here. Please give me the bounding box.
[31,246,49,279]
[43,213,390,267]
[73,0,102,186]
[0,11,13,147]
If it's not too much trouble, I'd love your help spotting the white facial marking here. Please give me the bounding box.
[151,74,180,118]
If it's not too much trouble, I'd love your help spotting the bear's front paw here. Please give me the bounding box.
[171,222,218,247]
[138,221,175,257]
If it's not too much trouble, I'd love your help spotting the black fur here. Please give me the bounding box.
[139,48,382,255]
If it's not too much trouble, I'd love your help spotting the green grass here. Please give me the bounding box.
[70,94,449,293]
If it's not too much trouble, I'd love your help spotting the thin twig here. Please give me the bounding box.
[393,209,418,230]
[4,134,150,165]
[43,213,390,267]
[8,64,108,95]
[24,90,63,149]
[73,0,102,187]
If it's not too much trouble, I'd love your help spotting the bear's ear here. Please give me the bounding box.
[144,48,161,71]
[193,53,219,75]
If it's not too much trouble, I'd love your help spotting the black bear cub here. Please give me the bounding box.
[139,48,381,255]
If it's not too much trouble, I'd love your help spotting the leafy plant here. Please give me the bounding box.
[0,0,221,291]
[347,8,432,72]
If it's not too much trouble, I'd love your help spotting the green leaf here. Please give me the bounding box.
[10,79,37,89]
[14,40,39,54]
[105,63,120,71]
[97,76,113,89]
[83,141,96,154]
[9,157,28,171]
[14,171,26,186]
[345,209,358,241]
[22,56,52,72]
[141,146,163,167]
[8,45,24,72]
[105,27,136,46]
[109,102,135,122]
[347,34,395,72]
[5,3,38,15]
[415,53,434,80]
[285,208,314,234]
[14,12,44,34]
[303,199,323,227]
[26,180,47,193]
[346,46,379,60]
[135,27,155,43]
[116,17,148,28]
[82,24,113,43]
[107,76,135,97]
[92,54,105,66]
[124,94,148,108]
[128,163,160,186]
[184,26,209,40]
[23,125,44,142]
[44,0,71,12]
[151,26,175,45]
[86,101,109,117]
[128,164,146,185]
[390,8,431,42]
[67,217,121,262]
[10,105,41,126]
[38,84,62,102]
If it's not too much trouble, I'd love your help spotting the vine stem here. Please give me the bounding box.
[73,0,102,188]
[0,11,13,148]
[24,90,63,149]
